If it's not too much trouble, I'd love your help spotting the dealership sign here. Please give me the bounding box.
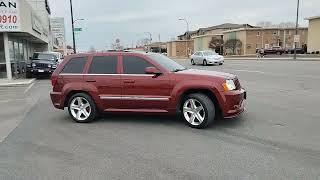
[0,0,20,31]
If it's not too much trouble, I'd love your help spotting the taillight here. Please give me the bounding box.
[51,75,58,87]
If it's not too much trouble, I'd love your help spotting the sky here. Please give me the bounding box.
[49,0,320,52]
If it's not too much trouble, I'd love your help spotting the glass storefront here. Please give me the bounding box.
[0,33,6,78]
[8,37,30,79]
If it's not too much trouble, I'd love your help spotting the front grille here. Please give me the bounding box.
[35,63,48,68]
[234,78,241,90]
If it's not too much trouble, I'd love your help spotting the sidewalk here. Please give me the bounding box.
[0,78,35,87]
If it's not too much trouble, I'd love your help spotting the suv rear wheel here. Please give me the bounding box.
[182,93,215,129]
[68,93,97,123]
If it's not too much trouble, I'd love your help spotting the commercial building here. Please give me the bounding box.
[305,16,320,53]
[50,17,66,55]
[166,40,194,58]
[0,0,52,79]
[167,23,255,57]
[223,27,308,55]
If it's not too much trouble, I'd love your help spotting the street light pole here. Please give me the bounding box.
[179,18,189,57]
[294,0,300,60]
[69,0,76,54]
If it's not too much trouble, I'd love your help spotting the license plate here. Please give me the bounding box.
[38,70,44,73]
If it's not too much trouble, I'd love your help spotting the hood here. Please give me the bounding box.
[31,60,56,65]
[206,55,223,59]
[176,69,235,79]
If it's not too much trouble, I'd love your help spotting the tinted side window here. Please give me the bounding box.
[89,56,118,74]
[61,57,87,74]
[123,56,154,74]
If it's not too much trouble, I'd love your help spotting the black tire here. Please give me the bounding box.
[67,93,97,123]
[181,93,215,129]
[26,72,32,78]
[219,63,223,65]
[203,60,207,66]
[191,59,195,65]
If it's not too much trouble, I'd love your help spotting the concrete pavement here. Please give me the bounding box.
[0,61,320,179]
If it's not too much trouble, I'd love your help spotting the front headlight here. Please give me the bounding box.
[223,79,236,91]
[48,64,52,68]
[32,63,36,67]
[52,65,57,69]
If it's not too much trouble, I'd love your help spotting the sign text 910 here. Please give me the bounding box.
[0,15,17,23]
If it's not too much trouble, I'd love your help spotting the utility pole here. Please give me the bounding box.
[69,0,76,54]
[294,0,300,60]
[158,34,161,53]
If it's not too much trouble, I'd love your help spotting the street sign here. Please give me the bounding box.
[294,35,300,43]
[74,28,82,32]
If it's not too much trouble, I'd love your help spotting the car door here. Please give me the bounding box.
[121,54,171,111]
[84,55,122,110]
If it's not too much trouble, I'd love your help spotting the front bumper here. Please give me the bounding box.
[207,59,224,64]
[222,89,246,118]
[27,68,55,74]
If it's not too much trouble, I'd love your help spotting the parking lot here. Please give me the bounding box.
[0,59,320,179]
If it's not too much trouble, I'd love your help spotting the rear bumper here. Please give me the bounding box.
[221,89,246,118]
[50,91,64,109]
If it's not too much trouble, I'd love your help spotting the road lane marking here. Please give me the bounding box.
[0,98,32,103]
[24,82,35,94]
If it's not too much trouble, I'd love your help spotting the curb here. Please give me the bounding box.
[0,78,36,87]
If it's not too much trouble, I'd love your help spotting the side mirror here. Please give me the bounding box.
[145,67,161,75]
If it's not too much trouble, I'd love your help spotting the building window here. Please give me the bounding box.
[257,31,261,36]
[273,31,278,36]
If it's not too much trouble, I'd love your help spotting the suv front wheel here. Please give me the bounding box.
[182,93,215,129]
[68,93,97,123]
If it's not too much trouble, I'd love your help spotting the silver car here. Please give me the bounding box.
[190,50,224,66]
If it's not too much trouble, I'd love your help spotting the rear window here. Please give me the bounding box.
[61,57,87,74]
[89,56,118,74]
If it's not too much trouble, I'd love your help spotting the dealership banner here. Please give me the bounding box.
[0,0,21,31]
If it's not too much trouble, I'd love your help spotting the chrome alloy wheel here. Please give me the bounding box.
[183,98,206,126]
[70,97,91,121]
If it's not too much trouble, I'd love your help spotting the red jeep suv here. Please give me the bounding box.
[50,52,246,129]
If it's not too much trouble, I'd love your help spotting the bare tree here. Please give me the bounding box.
[209,37,224,55]
[224,39,242,55]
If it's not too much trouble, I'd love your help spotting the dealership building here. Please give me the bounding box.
[0,0,52,79]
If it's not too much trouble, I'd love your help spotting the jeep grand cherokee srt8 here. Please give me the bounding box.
[50,52,246,129]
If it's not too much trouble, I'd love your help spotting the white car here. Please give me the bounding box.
[190,50,224,66]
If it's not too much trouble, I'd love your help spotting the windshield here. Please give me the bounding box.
[203,51,218,56]
[148,54,186,72]
[33,53,57,61]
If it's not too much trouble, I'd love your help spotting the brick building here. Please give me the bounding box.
[223,27,308,55]
[166,40,194,58]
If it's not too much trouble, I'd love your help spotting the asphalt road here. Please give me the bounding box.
[0,60,320,179]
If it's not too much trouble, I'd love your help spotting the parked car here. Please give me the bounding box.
[286,48,305,54]
[50,52,246,129]
[190,50,224,66]
[263,46,286,55]
[26,52,60,78]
